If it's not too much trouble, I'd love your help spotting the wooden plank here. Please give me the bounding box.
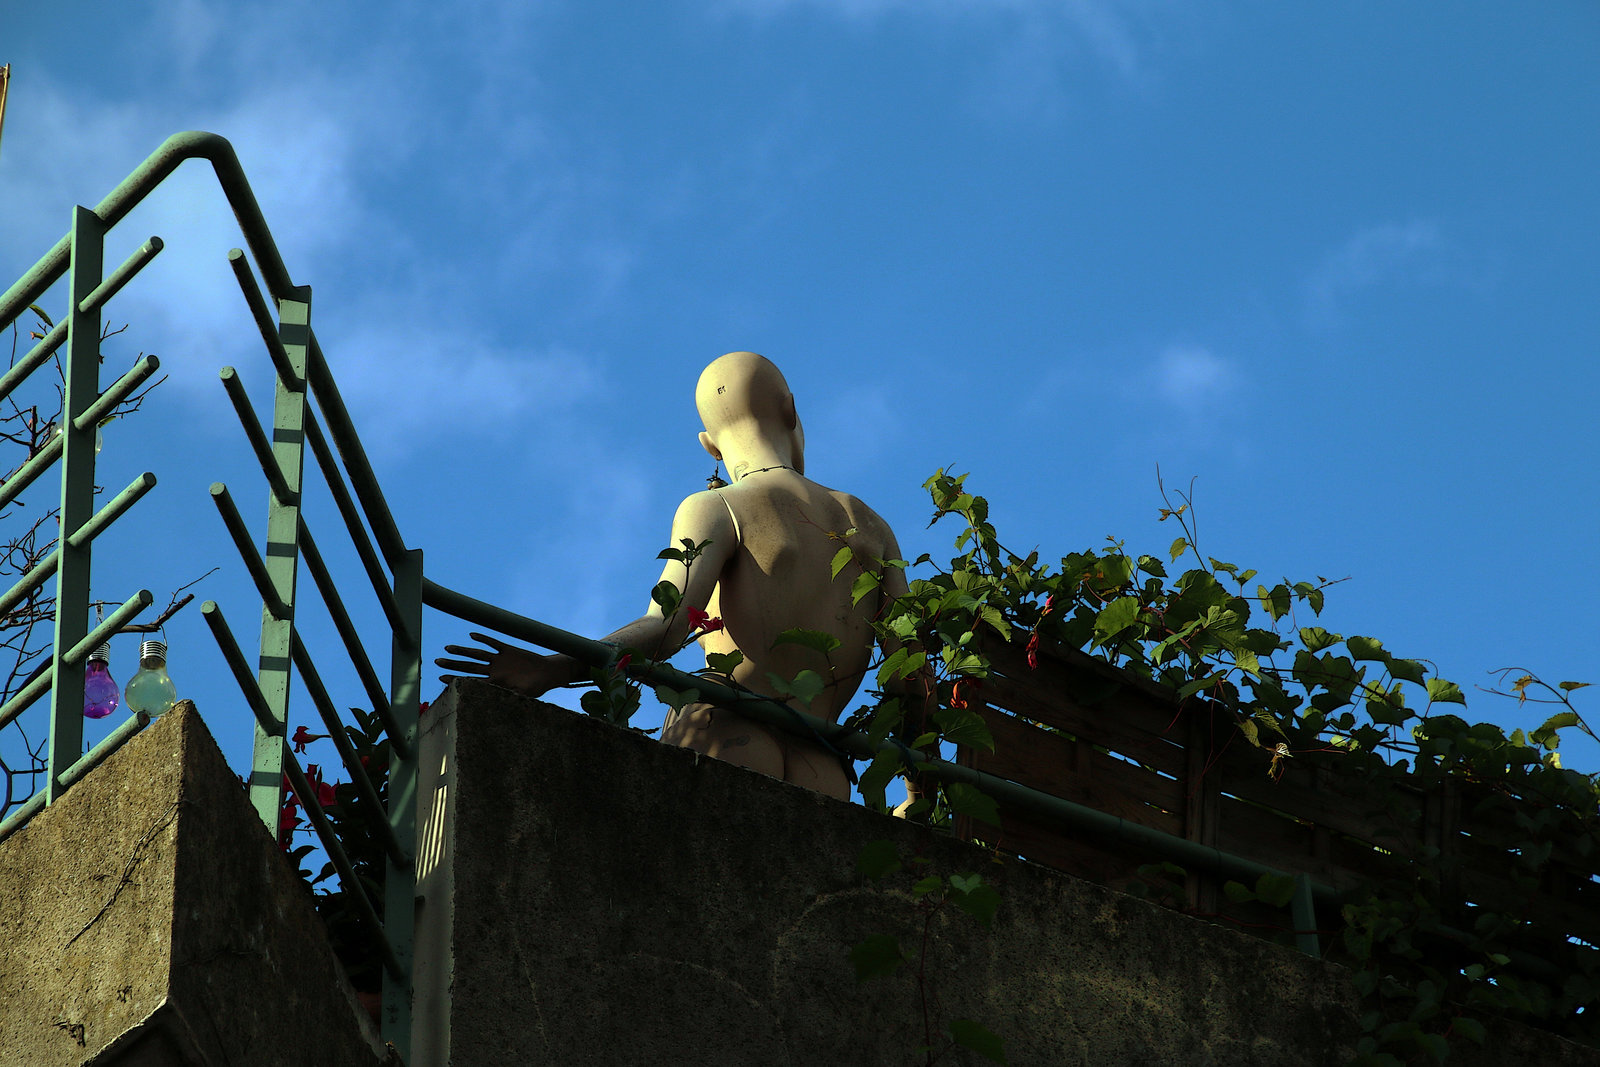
[967,710,1184,836]
[981,673,1189,779]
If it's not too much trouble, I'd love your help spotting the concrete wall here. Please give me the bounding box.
[417,680,1363,1066]
[0,704,386,1067]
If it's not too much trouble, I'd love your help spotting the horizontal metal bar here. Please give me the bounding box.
[3,132,294,332]
[77,236,163,314]
[59,710,152,790]
[0,662,53,731]
[64,590,153,666]
[0,471,156,622]
[0,551,57,621]
[220,366,295,505]
[209,482,289,618]
[0,784,46,842]
[0,434,63,511]
[295,516,401,750]
[67,471,157,549]
[200,600,279,735]
[226,248,300,389]
[289,632,410,871]
[423,577,1346,909]
[303,413,411,642]
[73,354,161,433]
[305,340,408,570]
[0,319,67,406]
[284,749,404,982]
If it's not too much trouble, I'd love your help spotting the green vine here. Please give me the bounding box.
[842,469,1597,1063]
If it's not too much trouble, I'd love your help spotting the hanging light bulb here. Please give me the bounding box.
[83,642,119,719]
[124,639,178,717]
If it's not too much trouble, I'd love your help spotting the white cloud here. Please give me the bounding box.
[712,0,1162,81]
[1,0,627,455]
[1304,220,1446,327]
[1151,344,1235,413]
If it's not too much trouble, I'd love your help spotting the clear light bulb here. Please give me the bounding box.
[124,639,178,717]
[83,642,119,719]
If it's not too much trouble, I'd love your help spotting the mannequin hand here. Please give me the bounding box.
[436,632,572,696]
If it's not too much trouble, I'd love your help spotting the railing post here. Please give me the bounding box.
[383,547,422,1059]
[248,285,309,831]
[46,206,105,804]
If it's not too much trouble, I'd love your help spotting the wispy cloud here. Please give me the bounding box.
[711,0,1166,84]
[1150,343,1236,414]
[1,0,625,453]
[1304,220,1447,328]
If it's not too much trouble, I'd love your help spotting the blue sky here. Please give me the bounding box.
[2,1,1596,790]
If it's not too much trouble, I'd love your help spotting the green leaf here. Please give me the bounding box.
[857,750,901,811]
[650,580,682,617]
[1170,537,1188,562]
[766,670,825,706]
[850,933,904,981]
[653,685,700,712]
[946,783,1000,827]
[1559,680,1591,693]
[830,545,855,579]
[704,650,744,673]
[1425,678,1465,705]
[1257,583,1291,621]
[948,1019,1007,1064]
[1388,657,1427,686]
[1347,635,1386,661]
[933,706,996,752]
[857,839,901,880]
[1222,880,1255,904]
[1452,1017,1486,1045]
[1093,595,1141,645]
[1234,648,1261,679]
[911,874,944,897]
[1253,872,1296,909]
[28,303,53,328]
[656,547,685,561]
[950,882,1001,928]
[1299,626,1339,653]
[850,570,881,605]
[772,628,842,656]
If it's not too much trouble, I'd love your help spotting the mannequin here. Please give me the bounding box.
[437,352,915,801]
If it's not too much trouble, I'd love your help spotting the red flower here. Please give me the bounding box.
[614,652,633,674]
[1043,593,1059,615]
[1026,632,1041,670]
[686,606,724,634]
[304,764,338,809]
[291,724,328,753]
[950,677,982,709]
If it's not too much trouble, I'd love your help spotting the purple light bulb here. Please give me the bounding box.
[84,644,119,720]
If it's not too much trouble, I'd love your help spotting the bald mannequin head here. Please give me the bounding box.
[696,351,805,477]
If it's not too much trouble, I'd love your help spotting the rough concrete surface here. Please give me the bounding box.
[422,681,1370,1066]
[0,703,385,1067]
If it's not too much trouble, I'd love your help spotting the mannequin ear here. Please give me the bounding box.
[699,430,723,460]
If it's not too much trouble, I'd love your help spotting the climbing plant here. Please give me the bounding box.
[838,469,1597,1063]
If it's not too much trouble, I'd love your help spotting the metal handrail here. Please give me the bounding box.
[0,131,419,1060]
[421,578,1343,910]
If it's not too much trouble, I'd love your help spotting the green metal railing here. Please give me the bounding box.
[0,206,165,820]
[0,132,419,1061]
[421,579,1337,958]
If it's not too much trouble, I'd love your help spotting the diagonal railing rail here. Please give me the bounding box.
[0,132,420,1062]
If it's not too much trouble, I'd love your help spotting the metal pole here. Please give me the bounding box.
[46,206,104,804]
[247,286,309,831]
[383,548,422,1060]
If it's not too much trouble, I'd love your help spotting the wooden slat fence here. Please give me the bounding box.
[953,636,1600,969]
